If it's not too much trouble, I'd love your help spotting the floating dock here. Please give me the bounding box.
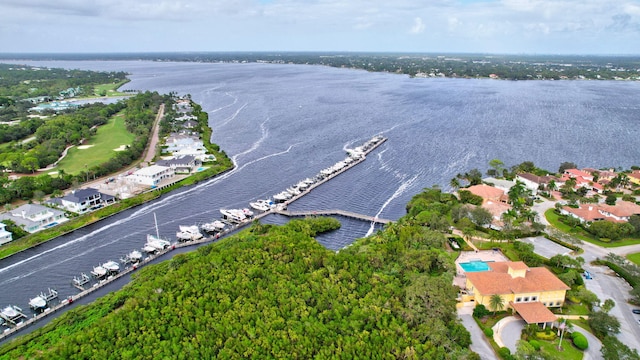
[0,135,390,341]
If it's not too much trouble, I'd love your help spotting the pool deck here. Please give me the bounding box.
[453,250,509,289]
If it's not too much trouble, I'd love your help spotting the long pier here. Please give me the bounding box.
[274,209,391,224]
[0,135,390,342]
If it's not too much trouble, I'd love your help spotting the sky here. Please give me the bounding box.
[1,0,640,55]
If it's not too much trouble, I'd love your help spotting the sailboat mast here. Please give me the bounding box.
[154,213,160,239]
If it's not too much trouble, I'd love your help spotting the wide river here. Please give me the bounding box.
[1,60,639,335]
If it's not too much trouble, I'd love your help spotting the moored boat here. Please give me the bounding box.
[146,234,171,250]
[249,199,274,212]
[220,209,247,223]
[102,260,120,274]
[91,265,107,278]
[28,295,47,311]
[201,220,226,233]
[0,305,26,324]
[177,225,204,241]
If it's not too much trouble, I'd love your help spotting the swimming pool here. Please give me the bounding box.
[459,260,492,272]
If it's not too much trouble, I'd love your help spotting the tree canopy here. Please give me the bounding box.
[0,210,477,359]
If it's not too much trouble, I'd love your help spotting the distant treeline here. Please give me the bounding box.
[3,52,639,80]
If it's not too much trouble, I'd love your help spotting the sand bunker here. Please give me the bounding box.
[77,145,95,150]
[113,145,127,151]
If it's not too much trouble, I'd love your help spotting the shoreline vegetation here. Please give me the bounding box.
[0,100,233,260]
[2,52,640,81]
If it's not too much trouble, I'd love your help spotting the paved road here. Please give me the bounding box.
[493,316,525,353]
[527,235,640,353]
[573,324,603,360]
[458,306,497,360]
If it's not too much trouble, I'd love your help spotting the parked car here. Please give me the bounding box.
[632,309,640,314]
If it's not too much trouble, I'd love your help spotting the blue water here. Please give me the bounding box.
[459,260,492,273]
[0,60,639,338]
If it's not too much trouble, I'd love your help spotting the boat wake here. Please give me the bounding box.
[205,91,238,114]
[365,173,419,237]
[217,102,248,127]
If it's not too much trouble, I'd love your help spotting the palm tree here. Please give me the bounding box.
[489,294,505,315]
[450,177,461,191]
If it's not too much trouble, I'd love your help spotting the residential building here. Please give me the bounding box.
[466,184,508,203]
[127,165,174,187]
[561,201,640,223]
[47,188,116,214]
[564,169,594,182]
[465,261,569,327]
[0,204,68,233]
[156,155,200,174]
[515,173,558,194]
[0,222,13,245]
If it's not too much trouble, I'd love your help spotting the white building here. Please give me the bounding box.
[0,204,68,234]
[127,165,174,187]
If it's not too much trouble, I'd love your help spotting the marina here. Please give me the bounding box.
[0,135,389,341]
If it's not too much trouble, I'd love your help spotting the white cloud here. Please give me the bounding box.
[0,0,639,53]
[410,17,426,34]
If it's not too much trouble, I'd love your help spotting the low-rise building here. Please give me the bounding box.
[465,261,569,327]
[47,188,116,214]
[561,201,640,223]
[0,204,68,233]
[156,155,200,174]
[127,165,174,187]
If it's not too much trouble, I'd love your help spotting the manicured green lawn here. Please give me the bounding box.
[56,114,134,174]
[545,209,640,248]
[627,252,640,266]
[92,81,129,97]
[538,338,584,360]
[558,301,590,316]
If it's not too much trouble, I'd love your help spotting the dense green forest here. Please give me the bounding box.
[0,91,170,205]
[0,200,477,359]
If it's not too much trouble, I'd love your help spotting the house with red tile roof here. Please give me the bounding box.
[560,200,640,223]
[466,184,508,203]
[465,261,569,327]
[629,170,640,186]
[564,168,593,182]
[464,184,511,228]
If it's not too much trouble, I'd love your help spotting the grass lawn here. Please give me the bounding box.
[56,113,134,174]
[545,209,640,248]
[556,301,590,316]
[627,252,640,266]
[92,81,129,97]
[538,338,584,360]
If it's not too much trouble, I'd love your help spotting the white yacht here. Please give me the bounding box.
[249,199,274,212]
[91,265,107,278]
[121,250,143,264]
[102,260,120,274]
[201,220,226,233]
[220,209,247,223]
[177,225,204,241]
[28,295,47,311]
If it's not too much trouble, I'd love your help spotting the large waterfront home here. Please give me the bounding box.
[0,204,68,234]
[46,187,116,214]
[464,261,569,328]
[127,165,174,187]
[561,200,640,223]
